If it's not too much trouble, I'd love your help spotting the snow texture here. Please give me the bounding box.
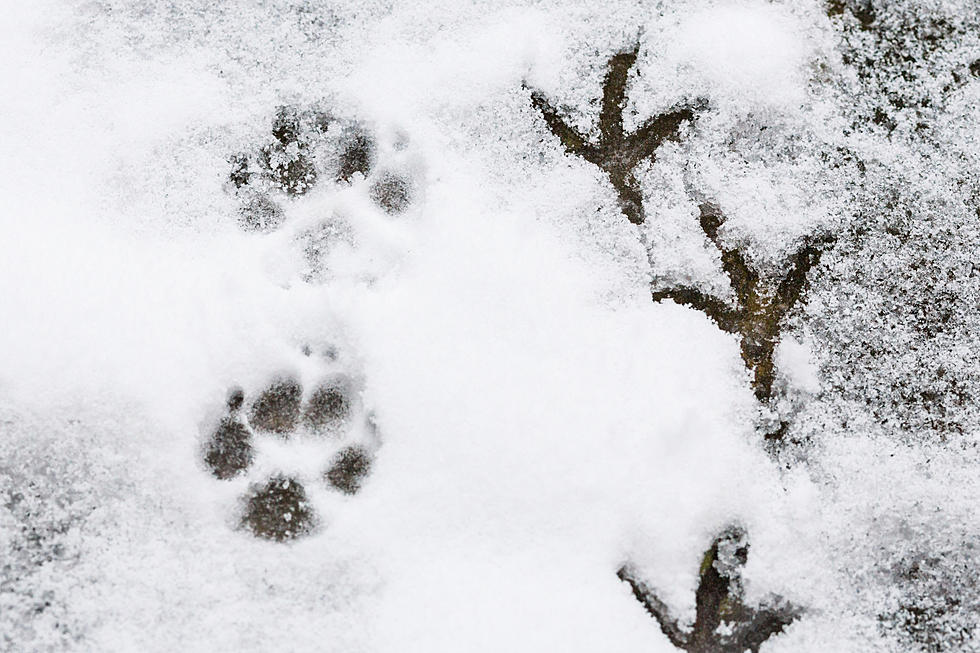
[3,0,980,651]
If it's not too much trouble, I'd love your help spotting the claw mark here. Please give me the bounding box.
[654,202,833,412]
[527,44,704,225]
[618,527,800,652]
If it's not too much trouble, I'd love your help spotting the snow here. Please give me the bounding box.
[3,0,980,652]
[665,2,812,109]
[776,337,821,395]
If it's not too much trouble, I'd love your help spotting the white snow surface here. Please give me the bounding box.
[2,1,979,652]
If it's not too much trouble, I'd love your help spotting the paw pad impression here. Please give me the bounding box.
[201,358,379,542]
[227,103,419,233]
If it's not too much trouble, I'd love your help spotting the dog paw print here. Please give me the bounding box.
[200,361,379,542]
[227,104,420,233]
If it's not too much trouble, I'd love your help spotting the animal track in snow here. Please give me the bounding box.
[225,103,424,289]
[227,104,419,234]
[618,526,800,652]
[529,45,833,439]
[201,352,379,542]
[200,102,421,540]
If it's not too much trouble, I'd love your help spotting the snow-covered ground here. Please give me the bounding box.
[3,1,980,651]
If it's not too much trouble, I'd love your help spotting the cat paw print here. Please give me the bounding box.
[227,104,420,233]
[201,356,379,542]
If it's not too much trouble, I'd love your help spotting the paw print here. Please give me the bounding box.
[227,104,420,234]
[229,106,327,201]
[205,102,410,540]
[200,355,379,542]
